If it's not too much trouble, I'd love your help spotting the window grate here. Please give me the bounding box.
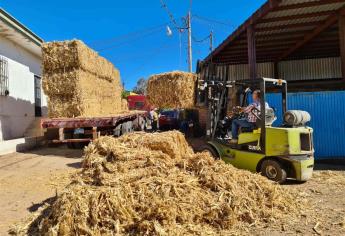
[0,56,9,96]
[34,75,42,117]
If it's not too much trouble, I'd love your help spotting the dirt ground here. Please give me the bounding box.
[262,167,345,235]
[0,147,83,235]
[0,146,345,235]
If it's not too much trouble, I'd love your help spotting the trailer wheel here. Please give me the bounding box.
[260,159,287,184]
[200,145,220,160]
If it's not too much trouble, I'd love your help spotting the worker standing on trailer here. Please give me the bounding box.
[231,90,269,144]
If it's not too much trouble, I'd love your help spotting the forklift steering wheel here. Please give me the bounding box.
[250,107,262,121]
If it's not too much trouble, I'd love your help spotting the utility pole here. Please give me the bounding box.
[210,30,213,52]
[187,11,193,72]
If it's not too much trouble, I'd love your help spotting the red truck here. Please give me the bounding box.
[127,95,151,111]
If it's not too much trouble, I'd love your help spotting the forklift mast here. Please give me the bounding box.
[196,61,232,139]
[196,61,288,148]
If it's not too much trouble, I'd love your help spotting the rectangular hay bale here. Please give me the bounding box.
[147,71,197,109]
[42,69,121,97]
[43,40,124,118]
[42,40,118,80]
[47,92,123,118]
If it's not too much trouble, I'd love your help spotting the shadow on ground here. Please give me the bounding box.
[27,196,56,213]
[66,162,82,169]
[20,145,84,159]
[25,198,55,236]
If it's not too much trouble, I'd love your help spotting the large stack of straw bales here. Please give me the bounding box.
[42,40,123,118]
[147,71,197,109]
[15,131,305,235]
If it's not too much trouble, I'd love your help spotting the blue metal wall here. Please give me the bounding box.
[267,91,345,159]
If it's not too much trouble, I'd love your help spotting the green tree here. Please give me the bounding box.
[133,78,147,95]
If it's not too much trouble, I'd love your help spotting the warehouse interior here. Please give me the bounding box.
[200,0,345,159]
[205,0,345,89]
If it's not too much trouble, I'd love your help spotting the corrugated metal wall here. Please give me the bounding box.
[227,62,274,80]
[278,57,342,81]
[267,91,345,159]
[210,57,341,81]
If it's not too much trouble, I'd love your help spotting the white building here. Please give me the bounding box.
[0,8,47,142]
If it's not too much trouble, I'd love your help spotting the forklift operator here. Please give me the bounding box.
[231,90,269,143]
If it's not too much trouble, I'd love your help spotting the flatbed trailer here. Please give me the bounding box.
[41,111,147,147]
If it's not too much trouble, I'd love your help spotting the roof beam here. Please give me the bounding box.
[274,0,345,11]
[220,45,292,55]
[256,29,313,37]
[256,21,324,32]
[276,7,345,62]
[259,11,333,23]
[219,51,283,59]
[247,25,257,79]
[224,38,299,49]
[339,14,345,79]
[205,0,282,61]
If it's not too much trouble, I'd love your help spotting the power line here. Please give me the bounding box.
[110,39,177,63]
[127,40,178,79]
[160,0,179,28]
[159,0,192,72]
[192,34,210,43]
[89,23,166,47]
[97,27,164,51]
[193,14,235,28]
[192,17,232,35]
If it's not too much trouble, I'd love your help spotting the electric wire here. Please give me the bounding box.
[192,34,210,43]
[89,23,167,48]
[193,14,235,28]
[109,39,176,63]
[126,39,179,78]
[160,0,179,28]
[96,27,165,51]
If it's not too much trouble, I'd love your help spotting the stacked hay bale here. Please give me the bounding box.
[147,71,197,109]
[17,131,305,235]
[42,40,123,118]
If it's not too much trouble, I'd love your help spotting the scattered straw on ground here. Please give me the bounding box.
[147,71,197,109]
[42,40,124,118]
[312,170,345,186]
[13,131,306,235]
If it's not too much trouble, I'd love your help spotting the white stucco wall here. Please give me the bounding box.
[0,58,35,140]
[0,36,46,141]
[0,37,41,75]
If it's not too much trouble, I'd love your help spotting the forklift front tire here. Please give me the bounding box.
[260,159,287,184]
[200,145,220,160]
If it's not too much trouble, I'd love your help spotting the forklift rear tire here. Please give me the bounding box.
[200,145,220,160]
[260,159,287,184]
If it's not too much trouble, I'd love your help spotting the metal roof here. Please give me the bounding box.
[206,0,345,64]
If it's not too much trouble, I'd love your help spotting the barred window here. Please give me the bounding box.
[0,56,9,96]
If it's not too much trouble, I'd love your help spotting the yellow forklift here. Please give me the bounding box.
[197,64,314,183]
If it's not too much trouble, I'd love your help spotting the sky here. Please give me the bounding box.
[0,0,266,90]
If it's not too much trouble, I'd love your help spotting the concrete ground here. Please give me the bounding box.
[0,146,344,235]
